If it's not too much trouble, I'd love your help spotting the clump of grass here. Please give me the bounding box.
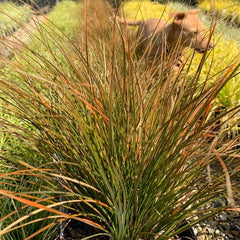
[199,0,240,26]
[0,0,239,239]
[0,2,32,37]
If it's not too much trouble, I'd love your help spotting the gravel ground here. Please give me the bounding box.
[193,200,240,240]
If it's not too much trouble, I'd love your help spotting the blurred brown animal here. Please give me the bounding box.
[117,9,214,61]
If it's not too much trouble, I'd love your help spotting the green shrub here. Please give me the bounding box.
[44,0,81,37]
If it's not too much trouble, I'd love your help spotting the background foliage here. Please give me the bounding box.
[199,0,240,26]
[0,2,32,37]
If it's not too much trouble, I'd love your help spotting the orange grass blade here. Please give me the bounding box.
[0,189,104,235]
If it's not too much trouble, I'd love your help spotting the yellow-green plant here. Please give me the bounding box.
[121,0,193,20]
[0,0,239,239]
[120,0,173,20]
[199,0,240,26]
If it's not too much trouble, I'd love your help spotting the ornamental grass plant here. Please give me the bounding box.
[0,0,239,239]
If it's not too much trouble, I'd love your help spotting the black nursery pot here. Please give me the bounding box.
[177,227,196,240]
[58,220,196,240]
[175,221,196,240]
